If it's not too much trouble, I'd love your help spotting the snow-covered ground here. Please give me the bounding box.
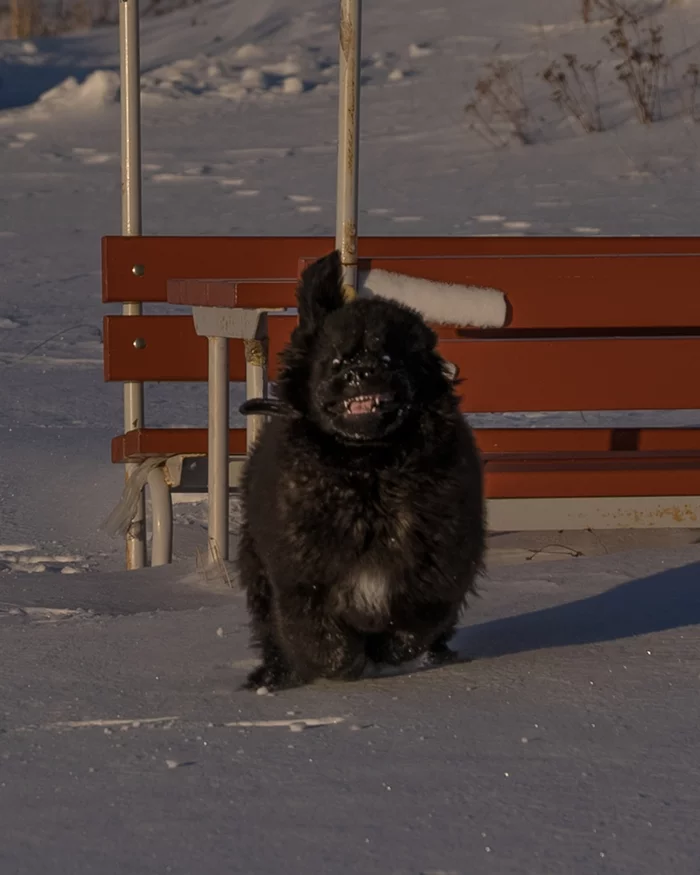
[1,4,700,872]
[1,0,700,566]
[1,544,699,874]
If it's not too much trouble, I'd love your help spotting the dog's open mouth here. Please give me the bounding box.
[343,393,394,416]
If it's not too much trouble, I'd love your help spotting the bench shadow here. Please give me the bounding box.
[456,560,700,660]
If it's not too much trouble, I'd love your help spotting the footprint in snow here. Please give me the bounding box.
[286,195,321,213]
[72,147,116,164]
[81,153,115,165]
[408,42,434,58]
[0,544,87,575]
[152,173,205,183]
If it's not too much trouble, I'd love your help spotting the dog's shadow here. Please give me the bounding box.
[330,560,700,687]
[454,560,700,662]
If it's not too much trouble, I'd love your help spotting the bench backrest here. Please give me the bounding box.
[103,236,700,413]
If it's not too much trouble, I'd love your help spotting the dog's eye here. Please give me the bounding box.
[381,354,392,365]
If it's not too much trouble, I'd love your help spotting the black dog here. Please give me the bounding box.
[238,250,484,690]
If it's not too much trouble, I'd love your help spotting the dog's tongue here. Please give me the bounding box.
[347,397,375,415]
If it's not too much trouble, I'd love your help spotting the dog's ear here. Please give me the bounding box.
[297,250,345,330]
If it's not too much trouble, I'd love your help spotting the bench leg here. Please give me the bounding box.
[148,466,173,566]
[208,335,230,564]
[245,339,267,451]
[124,463,147,569]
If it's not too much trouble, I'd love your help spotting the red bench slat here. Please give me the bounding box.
[104,237,700,334]
[167,280,296,309]
[111,427,700,463]
[103,315,483,382]
[439,337,700,412]
[267,316,700,411]
[106,313,700,412]
[111,428,700,500]
[103,236,333,303]
[166,254,700,331]
[111,428,247,463]
[103,316,247,382]
[484,455,700,499]
[478,429,700,453]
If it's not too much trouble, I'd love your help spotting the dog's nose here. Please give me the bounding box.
[344,365,374,385]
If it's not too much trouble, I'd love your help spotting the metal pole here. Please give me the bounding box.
[336,0,362,299]
[208,336,230,564]
[119,0,146,569]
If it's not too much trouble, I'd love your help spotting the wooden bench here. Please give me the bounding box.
[103,235,700,568]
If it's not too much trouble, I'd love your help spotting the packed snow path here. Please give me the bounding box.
[0,545,698,874]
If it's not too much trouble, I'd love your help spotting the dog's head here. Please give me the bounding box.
[277,251,453,443]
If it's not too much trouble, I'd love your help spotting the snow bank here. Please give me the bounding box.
[138,41,422,104]
[140,48,321,103]
[36,70,120,113]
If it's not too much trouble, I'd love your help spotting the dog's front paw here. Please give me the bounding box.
[241,662,302,692]
[425,641,460,666]
[365,631,422,666]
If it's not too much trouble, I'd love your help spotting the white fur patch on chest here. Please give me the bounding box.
[334,569,390,621]
[351,571,390,616]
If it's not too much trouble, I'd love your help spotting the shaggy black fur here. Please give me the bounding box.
[237,250,485,690]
